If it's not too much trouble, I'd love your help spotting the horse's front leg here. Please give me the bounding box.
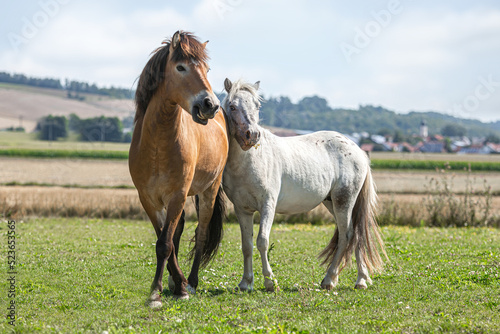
[187,184,224,294]
[235,207,255,291]
[257,202,279,292]
[167,210,185,292]
[151,195,188,304]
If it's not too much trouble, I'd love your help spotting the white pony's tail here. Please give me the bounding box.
[319,168,387,273]
[352,168,387,273]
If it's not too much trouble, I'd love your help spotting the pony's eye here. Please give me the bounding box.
[230,105,236,111]
[176,65,186,72]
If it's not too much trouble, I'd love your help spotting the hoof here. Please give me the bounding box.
[321,278,335,290]
[147,300,162,308]
[186,284,196,295]
[146,290,162,308]
[355,284,367,290]
[238,279,254,292]
[237,285,252,292]
[264,278,278,292]
[173,292,189,300]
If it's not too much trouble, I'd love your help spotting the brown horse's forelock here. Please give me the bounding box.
[134,32,210,123]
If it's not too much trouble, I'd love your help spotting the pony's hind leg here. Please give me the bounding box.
[355,246,372,289]
[235,207,255,291]
[257,203,278,292]
[320,199,354,290]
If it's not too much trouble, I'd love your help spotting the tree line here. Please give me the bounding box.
[256,95,500,139]
[36,114,132,143]
[0,72,133,99]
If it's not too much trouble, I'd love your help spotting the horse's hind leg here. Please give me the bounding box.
[187,182,224,294]
[355,246,372,289]
[235,207,255,291]
[257,202,279,292]
[320,200,354,290]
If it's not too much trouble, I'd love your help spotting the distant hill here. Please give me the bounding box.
[257,96,500,138]
[0,83,134,132]
[1,71,499,138]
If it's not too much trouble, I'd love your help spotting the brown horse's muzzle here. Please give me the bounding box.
[192,94,220,125]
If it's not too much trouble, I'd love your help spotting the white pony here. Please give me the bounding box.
[222,78,387,292]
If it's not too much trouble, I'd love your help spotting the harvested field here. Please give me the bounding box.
[2,186,499,221]
[1,157,500,193]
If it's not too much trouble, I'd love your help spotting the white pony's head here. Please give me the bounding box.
[223,78,262,151]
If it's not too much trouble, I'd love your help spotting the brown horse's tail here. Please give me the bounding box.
[319,168,387,273]
[191,186,226,268]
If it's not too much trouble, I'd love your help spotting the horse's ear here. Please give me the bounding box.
[171,31,181,49]
[224,78,232,93]
[253,81,260,90]
[202,40,209,49]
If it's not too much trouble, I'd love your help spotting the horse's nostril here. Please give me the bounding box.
[246,130,251,140]
[204,97,213,109]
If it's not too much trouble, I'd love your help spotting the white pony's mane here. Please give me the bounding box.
[223,79,263,109]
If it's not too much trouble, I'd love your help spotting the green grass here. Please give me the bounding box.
[1,219,499,333]
[0,148,129,159]
[0,132,129,152]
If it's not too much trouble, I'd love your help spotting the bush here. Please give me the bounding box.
[423,164,494,227]
[36,115,68,141]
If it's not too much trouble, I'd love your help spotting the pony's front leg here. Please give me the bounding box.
[235,207,255,291]
[257,204,278,292]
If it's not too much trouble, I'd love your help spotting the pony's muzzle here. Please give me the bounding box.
[240,129,261,151]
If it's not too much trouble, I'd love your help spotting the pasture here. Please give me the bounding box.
[1,218,499,333]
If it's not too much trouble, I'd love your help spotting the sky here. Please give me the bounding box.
[1,0,500,122]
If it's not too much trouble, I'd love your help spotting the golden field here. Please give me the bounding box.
[0,157,499,223]
[1,157,500,193]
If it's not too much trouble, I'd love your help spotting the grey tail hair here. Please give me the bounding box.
[319,168,387,273]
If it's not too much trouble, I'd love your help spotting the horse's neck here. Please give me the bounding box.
[140,100,183,146]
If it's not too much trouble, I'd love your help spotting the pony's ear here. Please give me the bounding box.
[253,81,260,90]
[171,31,181,49]
[224,78,232,93]
[202,40,209,49]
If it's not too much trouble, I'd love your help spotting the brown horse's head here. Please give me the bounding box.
[135,31,220,125]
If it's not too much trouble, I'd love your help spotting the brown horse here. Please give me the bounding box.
[129,31,228,307]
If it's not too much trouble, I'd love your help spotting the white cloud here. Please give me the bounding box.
[1,1,499,121]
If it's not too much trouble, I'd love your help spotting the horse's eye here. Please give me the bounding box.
[176,65,186,72]
[230,105,236,111]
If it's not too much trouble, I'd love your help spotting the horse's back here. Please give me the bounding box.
[269,130,370,214]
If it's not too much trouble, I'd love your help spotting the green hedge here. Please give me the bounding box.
[1,148,499,171]
[371,159,500,171]
[0,148,128,160]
